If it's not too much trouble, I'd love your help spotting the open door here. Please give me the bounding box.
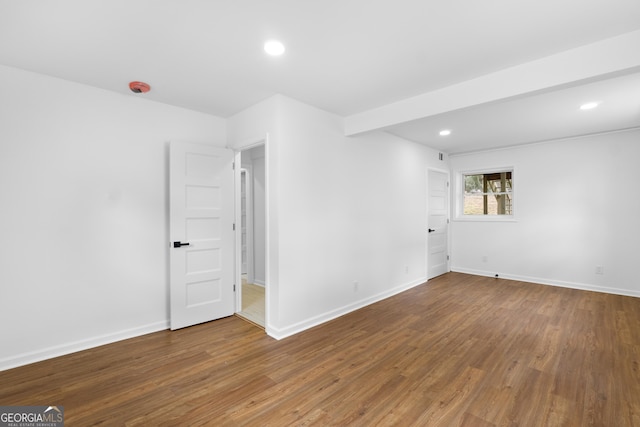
[235,143,267,328]
[169,142,235,330]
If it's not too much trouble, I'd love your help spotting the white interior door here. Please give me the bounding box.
[169,142,235,330]
[428,169,449,279]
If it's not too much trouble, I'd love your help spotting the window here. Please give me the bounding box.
[461,170,513,216]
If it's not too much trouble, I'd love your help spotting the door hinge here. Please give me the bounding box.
[447,181,450,187]
[233,284,236,292]
[233,223,236,231]
[447,218,450,224]
[232,162,235,170]
[447,255,450,261]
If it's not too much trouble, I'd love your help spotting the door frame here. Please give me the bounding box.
[234,136,269,328]
[427,167,451,279]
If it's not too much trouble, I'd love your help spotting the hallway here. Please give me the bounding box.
[237,275,265,328]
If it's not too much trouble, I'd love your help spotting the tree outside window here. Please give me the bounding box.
[463,171,512,215]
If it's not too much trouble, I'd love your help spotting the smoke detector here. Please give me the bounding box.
[129,81,151,93]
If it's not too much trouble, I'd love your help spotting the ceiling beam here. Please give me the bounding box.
[344,30,640,136]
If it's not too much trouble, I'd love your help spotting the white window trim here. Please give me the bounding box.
[454,167,517,222]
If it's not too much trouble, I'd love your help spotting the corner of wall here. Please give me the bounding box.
[0,321,168,372]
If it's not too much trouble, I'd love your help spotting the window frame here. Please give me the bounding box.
[454,167,516,222]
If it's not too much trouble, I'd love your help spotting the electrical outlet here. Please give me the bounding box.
[353,281,359,291]
[405,266,409,274]
[482,256,488,263]
[595,266,604,275]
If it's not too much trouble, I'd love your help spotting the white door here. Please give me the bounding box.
[169,142,235,330]
[428,169,449,279]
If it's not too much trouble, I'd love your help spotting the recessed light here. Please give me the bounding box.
[580,102,599,110]
[264,40,285,56]
[439,129,451,136]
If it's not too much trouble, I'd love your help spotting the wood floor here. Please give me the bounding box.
[2,272,640,426]
[237,278,265,328]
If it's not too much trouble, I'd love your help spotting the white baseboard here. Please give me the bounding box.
[252,280,266,287]
[0,320,169,372]
[451,267,640,298]
[266,277,428,340]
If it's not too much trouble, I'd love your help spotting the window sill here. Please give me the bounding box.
[454,215,518,222]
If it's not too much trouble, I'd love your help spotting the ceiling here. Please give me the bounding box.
[1,0,639,154]
[385,71,640,154]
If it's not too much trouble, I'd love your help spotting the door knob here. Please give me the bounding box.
[428,229,435,233]
[173,241,190,248]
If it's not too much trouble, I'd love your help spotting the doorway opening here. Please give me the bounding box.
[236,144,266,328]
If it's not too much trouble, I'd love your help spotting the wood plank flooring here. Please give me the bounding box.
[2,272,640,426]
[237,279,265,328]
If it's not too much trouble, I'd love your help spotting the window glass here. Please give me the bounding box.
[463,171,512,215]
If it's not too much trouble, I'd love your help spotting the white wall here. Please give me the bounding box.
[230,95,448,338]
[240,145,266,285]
[449,129,640,297]
[0,64,226,370]
[250,148,267,285]
[1,71,448,368]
